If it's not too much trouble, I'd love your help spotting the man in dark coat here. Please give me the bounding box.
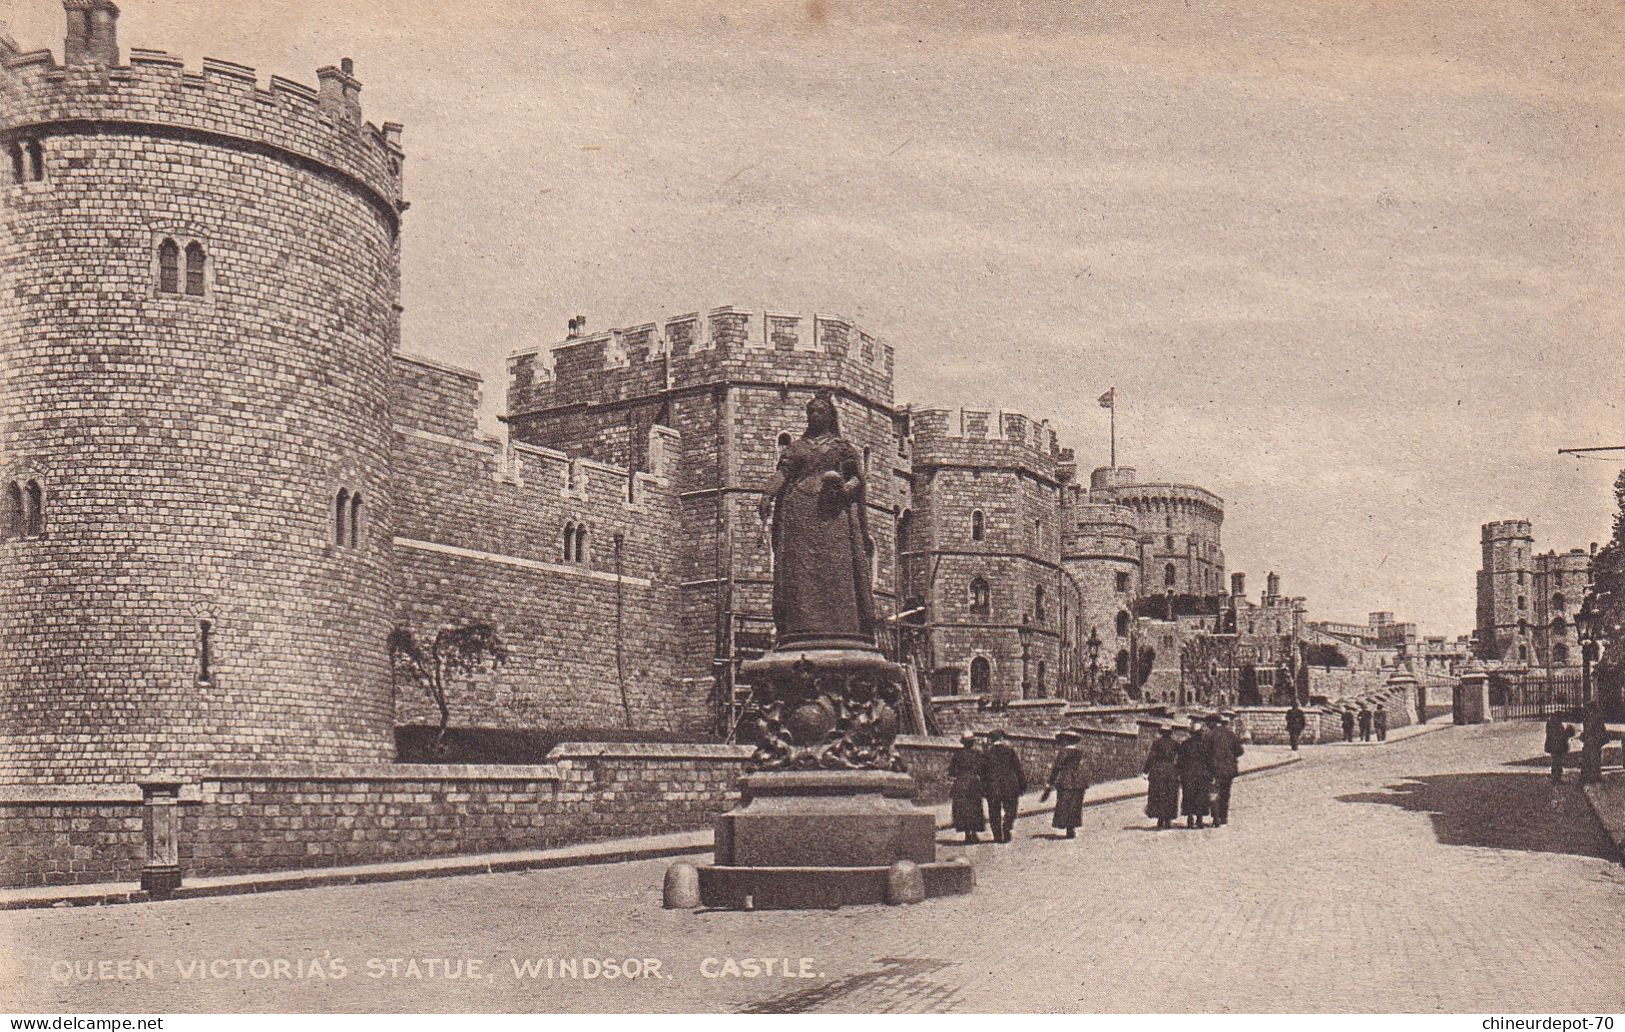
[983,729,1025,843]
[1041,730,1090,839]
[1374,704,1388,742]
[1341,707,1356,743]
[1206,713,1245,826]
[947,731,988,843]
[1358,704,1373,742]
[1176,717,1212,829]
[1143,724,1181,830]
[1285,703,1307,751]
[1580,703,1609,785]
[1545,713,1575,784]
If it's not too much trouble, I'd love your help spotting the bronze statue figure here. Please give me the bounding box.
[756,390,876,650]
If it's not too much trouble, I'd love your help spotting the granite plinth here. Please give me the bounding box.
[715,772,935,868]
[698,861,974,910]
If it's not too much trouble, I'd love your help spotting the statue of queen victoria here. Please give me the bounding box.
[756,390,876,650]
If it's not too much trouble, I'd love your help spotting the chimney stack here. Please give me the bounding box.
[1230,572,1245,598]
[316,58,363,125]
[63,0,119,68]
[1266,571,1281,601]
[567,316,587,339]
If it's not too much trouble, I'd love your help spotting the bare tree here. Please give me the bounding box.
[387,622,509,755]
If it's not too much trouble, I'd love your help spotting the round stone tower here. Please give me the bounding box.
[1060,501,1142,684]
[0,4,407,782]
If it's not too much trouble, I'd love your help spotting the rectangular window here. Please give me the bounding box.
[198,620,213,683]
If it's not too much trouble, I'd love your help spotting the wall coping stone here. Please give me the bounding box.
[547,742,754,761]
[204,763,564,782]
[0,785,145,804]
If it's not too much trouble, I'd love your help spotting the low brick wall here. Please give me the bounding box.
[0,786,146,888]
[928,697,1069,736]
[900,724,1146,804]
[2,744,754,888]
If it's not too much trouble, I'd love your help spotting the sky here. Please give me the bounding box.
[8,0,1622,636]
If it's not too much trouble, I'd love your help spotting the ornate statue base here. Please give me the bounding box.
[695,646,974,910]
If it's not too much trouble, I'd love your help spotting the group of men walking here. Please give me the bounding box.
[1336,702,1387,743]
[1142,713,1245,830]
[1543,702,1612,785]
[947,728,1093,843]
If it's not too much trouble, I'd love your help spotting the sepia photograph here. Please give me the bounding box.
[0,0,1622,1019]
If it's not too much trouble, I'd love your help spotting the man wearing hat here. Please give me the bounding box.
[947,731,989,844]
[1285,702,1307,751]
[1176,715,1212,829]
[1040,729,1090,839]
[1341,705,1356,743]
[1143,722,1181,830]
[1206,712,1245,826]
[983,729,1026,843]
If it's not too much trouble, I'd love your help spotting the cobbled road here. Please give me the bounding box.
[3,722,1622,1013]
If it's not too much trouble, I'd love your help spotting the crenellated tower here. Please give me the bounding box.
[0,4,407,781]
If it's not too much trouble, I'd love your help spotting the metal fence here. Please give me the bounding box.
[1487,670,1586,721]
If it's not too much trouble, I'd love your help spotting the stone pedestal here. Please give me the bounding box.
[1455,671,1491,724]
[695,646,974,909]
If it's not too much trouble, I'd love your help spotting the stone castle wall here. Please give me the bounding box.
[389,355,709,737]
[0,42,406,782]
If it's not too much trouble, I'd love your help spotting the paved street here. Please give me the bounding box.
[3,722,1622,1013]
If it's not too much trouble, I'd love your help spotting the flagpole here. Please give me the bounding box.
[1110,387,1116,468]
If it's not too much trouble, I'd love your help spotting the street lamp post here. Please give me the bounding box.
[1087,628,1101,704]
[1577,597,1599,707]
[1019,614,1034,701]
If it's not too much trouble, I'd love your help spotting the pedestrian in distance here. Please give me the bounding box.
[1285,702,1307,751]
[948,731,989,844]
[1579,703,1608,785]
[1040,729,1090,839]
[1143,723,1181,830]
[983,728,1025,843]
[1206,712,1245,826]
[1374,703,1388,742]
[1358,704,1373,742]
[1176,716,1212,829]
[1341,706,1356,743]
[1543,713,1574,784]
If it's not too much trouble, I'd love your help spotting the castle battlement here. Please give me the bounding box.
[907,406,1060,453]
[1,38,405,226]
[507,306,896,417]
[1481,520,1533,541]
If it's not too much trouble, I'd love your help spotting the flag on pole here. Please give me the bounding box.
[1098,388,1115,409]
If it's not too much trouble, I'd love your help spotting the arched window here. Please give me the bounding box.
[1115,610,1130,636]
[969,656,991,695]
[348,491,362,547]
[1115,649,1130,676]
[776,431,792,451]
[334,489,349,545]
[1164,562,1176,587]
[1036,661,1047,697]
[867,538,879,588]
[23,480,42,537]
[1552,592,1566,612]
[1034,585,1046,623]
[2,482,21,540]
[1553,644,1569,663]
[9,143,23,184]
[1165,535,1174,550]
[158,238,180,294]
[184,242,206,296]
[26,140,43,181]
[970,509,985,542]
[1517,595,1526,610]
[574,525,588,564]
[1518,644,1529,662]
[562,522,575,562]
[1517,618,1528,636]
[969,577,990,618]
[1551,616,1567,636]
